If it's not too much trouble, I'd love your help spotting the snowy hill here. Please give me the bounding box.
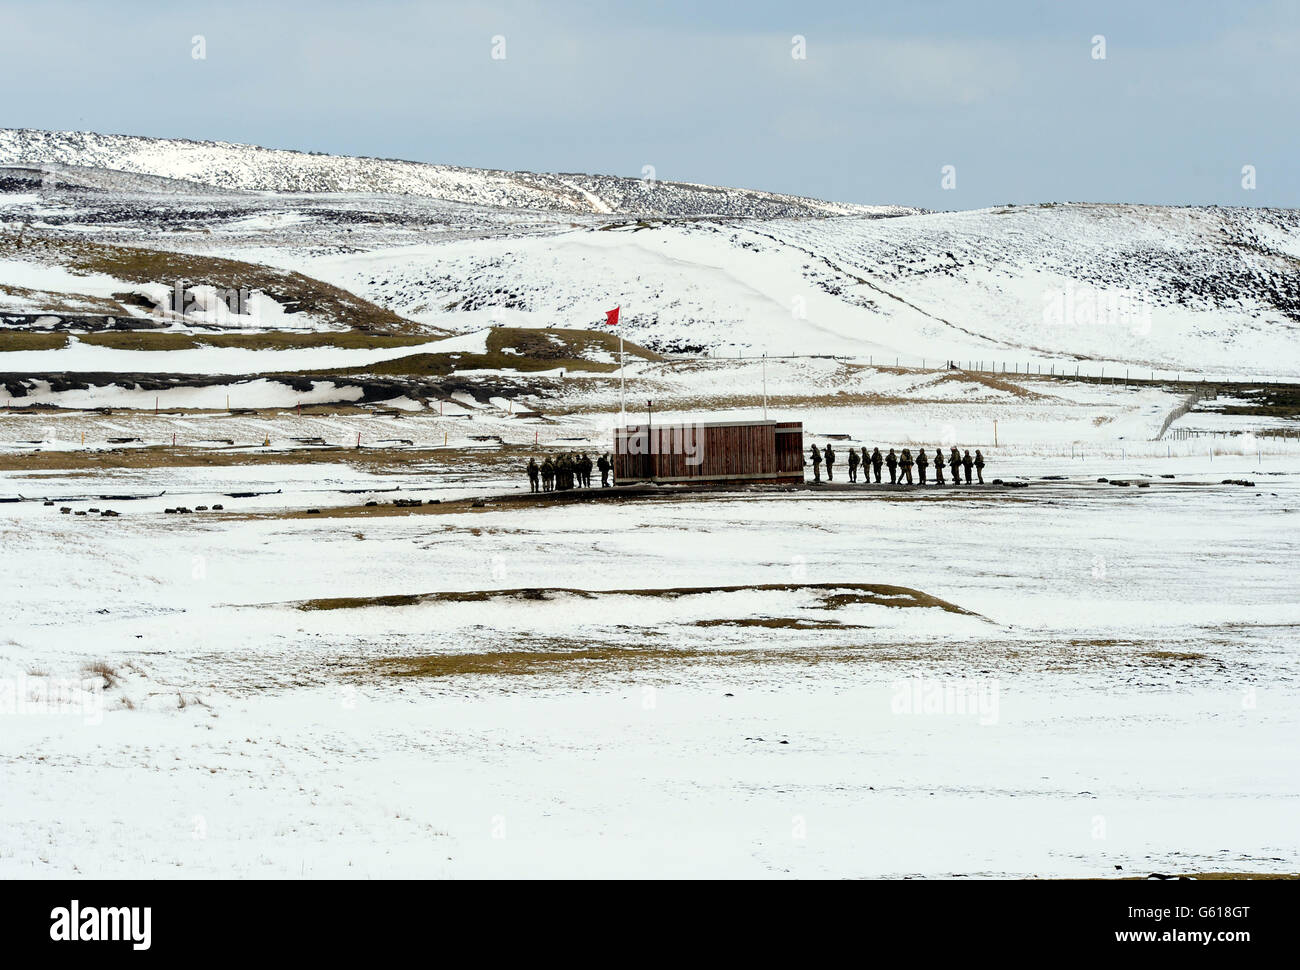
[2,129,1298,379]
[298,203,1300,378]
[0,129,909,219]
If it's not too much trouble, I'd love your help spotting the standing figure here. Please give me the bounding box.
[886,448,898,484]
[962,450,974,484]
[933,448,946,485]
[950,447,961,486]
[824,444,836,481]
[871,447,883,483]
[847,447,860,482]
[581,453,593,487]
[527,457,540,493]
[974,449,985,484]
[916,448,929,485]
[598,452,611,487]
[900,448,914,485]
[809,444,822,482]
[541,458,554,492]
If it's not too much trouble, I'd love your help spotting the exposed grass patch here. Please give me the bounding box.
[0,330,69,350]
[0,281,123,315]
[294,582,980,617]
[302,594,424,611]
[1141,650,1208,662]
[932,369,1047,399]
[79,331,200,351]
[0,235,425,334]
[0,444,455,474]
[375,646,684,678]
[332,326,660,378]
[82,661,120,689]
[694,617,861,630]
[76,330,433,352]
[1114,872,1300,881]
[370,643,945,679]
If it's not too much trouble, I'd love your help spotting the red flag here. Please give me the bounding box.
[605,306,620,326]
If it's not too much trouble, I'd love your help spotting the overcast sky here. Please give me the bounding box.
[2,0,1297,208]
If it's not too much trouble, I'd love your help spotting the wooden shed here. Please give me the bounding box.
[613,419,803,485]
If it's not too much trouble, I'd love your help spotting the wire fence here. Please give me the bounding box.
[662,352,1297,387]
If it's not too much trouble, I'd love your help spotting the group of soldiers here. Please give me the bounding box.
[808,444,986,485]
[526,453,613,492]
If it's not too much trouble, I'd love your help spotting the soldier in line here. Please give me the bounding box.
[950,447,961,486]
[847,447,860,482]
[598,452,611,487]
[885,448,898,484]
[527,457,540,493]
[871,447,883,483]
[933,447,945,485]
[809,444,822,482]
[899,448,914,484]
[581,453,593,487]
[916,447,928,484]
[541,458,554,491]
[962,449,974,484]
[974,449,985,484]
[824,443,836,481]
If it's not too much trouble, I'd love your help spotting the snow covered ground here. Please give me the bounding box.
[1,453,1297,878]
[1,129,1297,880]
[0,330,492,377]
[0,130,904,218]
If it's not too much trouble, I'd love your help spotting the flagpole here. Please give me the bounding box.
[619,330,626,422]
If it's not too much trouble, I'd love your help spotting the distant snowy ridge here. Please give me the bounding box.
[304,203,1300,378]
[0,129,911,219]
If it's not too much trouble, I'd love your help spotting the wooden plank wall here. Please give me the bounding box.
[614,422,803,484]
[774,422,804,479]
